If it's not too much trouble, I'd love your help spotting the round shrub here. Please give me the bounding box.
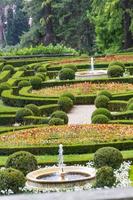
[94,147,123,169]
[2,64,14,74]
[109,61,125,71]
[92,114,109,124]
[5,151,38,175]
[0,168,25,194]
[30,76,42,89]
[0,83,11,95]
[95,95,110,108]
[25,104,40,116]
[63,64,77,72]
[95,166,116,188]
[36,73,46,81]
[60,92,75,103]
[37,66,47,73]
[98,90,112,100]
[59,68,75,80]
[92,108,112,120]
[18,80,31,88]
[107,65,124,77]
[51,110,68,124]
[58,96,73,112]
[16,108,33,123]
[49,117,64,126]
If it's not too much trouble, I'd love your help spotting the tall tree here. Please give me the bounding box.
[91,0,133,52]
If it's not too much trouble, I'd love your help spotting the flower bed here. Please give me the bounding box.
[0,124,133,147]
[32,82,133,97]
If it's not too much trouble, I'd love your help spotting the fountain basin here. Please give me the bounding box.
[75,70,107,79]
[26,166,96,189]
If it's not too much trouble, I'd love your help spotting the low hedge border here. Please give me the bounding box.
[41,76,133,88]
[1,139,133,156]
[1,90,57,107]
[110,120,133,124]
[0,114,15,125]
[39,104,59,115]
[0,70,11,83]
[112,111,133,120]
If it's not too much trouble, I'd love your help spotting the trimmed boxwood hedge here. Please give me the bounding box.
[1,139,133,156]
[1,90,57,107]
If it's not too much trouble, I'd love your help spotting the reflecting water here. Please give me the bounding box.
[37,172,90,181]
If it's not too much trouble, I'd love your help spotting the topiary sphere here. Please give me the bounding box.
[95,95,110,108]
[92,114,109,124]
[59,68,75,80]
[2,65,14,74]
[37,67,47,73]
[30,76,42,89]
[94,147,123,169]
[36,73,46,81]
[95,166,116,188]
[107,65,124,77]
[92,108,112,120]
[98,90,112,100]
[5,151,38,176]
[60,92,75,103]
[51,110,68,124]
[16,108,33,123]
[109,61,125,71]
[18,80,31,88]
[58,96,73,112]
[0,168,25,194]
[0,83,11,95]
[49,117,64,126]
[63,64,77,72]
[25,104,40,116]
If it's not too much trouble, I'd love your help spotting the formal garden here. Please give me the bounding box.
[0,0,133,197]
[0,48,132,194]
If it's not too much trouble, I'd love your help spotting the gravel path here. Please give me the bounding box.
[68,105,96,125]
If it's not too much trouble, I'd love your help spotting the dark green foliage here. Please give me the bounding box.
[59,68,75,80]
[5,151,38,175]
[37,67,47,73]
[30,76,42,89]
[92,108,112,119]
[36,73,46,81]
[92,114,109,124]
[18,80,31,88]
[63,64,77,72]
[25,104,41,116]
[0,168,25,194]
[60,92,75,103]
[16,108,33,123]
[109,62,125,70]
[95,95,110,108]
[98,90,112,99]
[0,83,11,95]
[58,96,73,112]
[94,147,123,169]
[2,65,14,74]
[107,65,124,77]
[95,166,116,188]
[49,117,64,126]
[51,110,68,124]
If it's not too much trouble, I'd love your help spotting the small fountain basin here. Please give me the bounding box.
[26,166,96,189]
[76,70,107,79]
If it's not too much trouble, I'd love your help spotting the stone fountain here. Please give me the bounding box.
[76,57,107,79]
[26,144,95,190]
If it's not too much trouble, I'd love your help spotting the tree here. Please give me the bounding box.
[6,7,15,45]
[91,0,133,52]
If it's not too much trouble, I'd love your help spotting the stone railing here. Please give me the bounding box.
[1,187,133,200]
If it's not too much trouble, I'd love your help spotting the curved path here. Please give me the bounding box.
[68,105,96,125]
